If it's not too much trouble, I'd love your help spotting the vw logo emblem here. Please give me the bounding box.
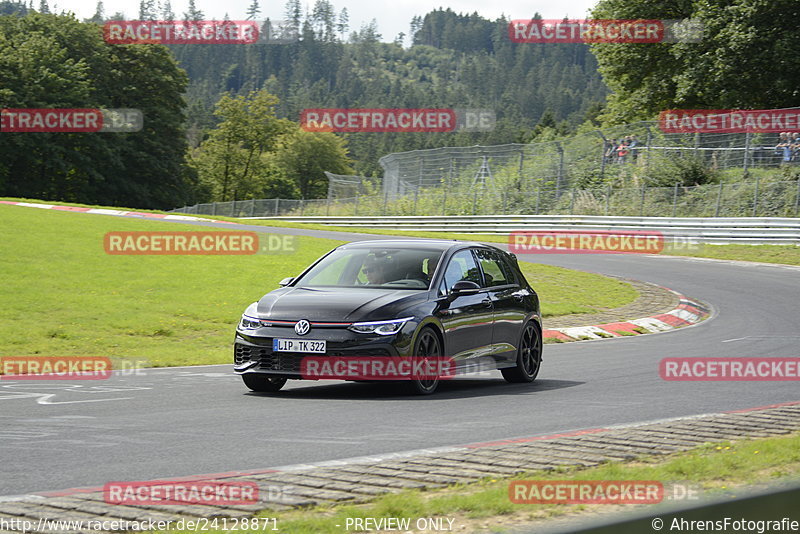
[294,319,311,336]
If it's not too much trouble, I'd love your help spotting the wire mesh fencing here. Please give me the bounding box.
[172,118,800,218]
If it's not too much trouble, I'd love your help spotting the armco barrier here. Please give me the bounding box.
[243,215,800,245]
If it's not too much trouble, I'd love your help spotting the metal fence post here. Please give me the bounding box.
[795,178,800,217]
[211,202,217,216]
[414,160,422,215]
[672,183,678,218]
[555,143,564,198]
[354,192,359,216]
[714,183,723,217]
[743,132,751,176]
[570,188,576,214]
[442,186,447,216]
[536,187,541,215]
[300,199,305,216]
[274,198,279,216]
[502,191,506,215]
[249,200,255,217]
[752,174,760,217]
[605,185,611,216]
[640,185,646,216]
[326,197,331,216]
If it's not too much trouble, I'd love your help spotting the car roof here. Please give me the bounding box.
[339,239,492,252]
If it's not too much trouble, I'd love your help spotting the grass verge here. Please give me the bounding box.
[156,432,800,534]
[5,197,798,266]
[0,204,636,368]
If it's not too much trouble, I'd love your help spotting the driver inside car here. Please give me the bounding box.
[362,256,391,285]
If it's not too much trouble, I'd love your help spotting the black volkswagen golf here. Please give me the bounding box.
[234,239,542,395]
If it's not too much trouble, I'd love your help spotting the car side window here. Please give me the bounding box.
[475,249,513,287]
[442,249,482,292]
[496,253,519,286]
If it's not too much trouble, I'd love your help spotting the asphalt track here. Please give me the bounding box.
[2,216,799,496]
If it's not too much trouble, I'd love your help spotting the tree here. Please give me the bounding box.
[138,0,155,20]
[0,12,193,208]
[284,0,300,33]
[273,129,354,198]
[311,0,334,41]
[182,0,202,21]
[336,7,348,41]
[0,0,29,15]
[159,0,174,20]
[591,0,800,124]
[409,15,422,42]
[245,0,259,21]
[192,90,293,201]
[87,0,103,22]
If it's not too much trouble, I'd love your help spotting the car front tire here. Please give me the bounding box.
[502,322,542,383]
[407,327,442,395]
[242,374,287,392]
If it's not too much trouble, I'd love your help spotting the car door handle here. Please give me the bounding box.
[481,298,492,308]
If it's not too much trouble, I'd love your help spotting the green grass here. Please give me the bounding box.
[0,205,345,368]
[0,203,637,367]
[666,244,800,265]
[158,432,800,534]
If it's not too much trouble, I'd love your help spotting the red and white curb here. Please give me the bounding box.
[542,288,710,342]
[0,200,236,225]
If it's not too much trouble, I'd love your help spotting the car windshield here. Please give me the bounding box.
[294,247,443,289]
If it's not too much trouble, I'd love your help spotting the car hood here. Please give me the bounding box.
[256,286,427,322]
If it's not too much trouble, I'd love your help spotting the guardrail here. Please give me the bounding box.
[244,215,800,245]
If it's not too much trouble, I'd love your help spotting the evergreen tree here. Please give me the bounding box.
[336,7,348,41]
[284,0,300,33]
[160,0,174,20]
[182,0,202,21]
[138,0,155,20]
[245,0,259,21]
[88,0,103,22]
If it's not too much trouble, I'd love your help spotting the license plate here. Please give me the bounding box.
[273,338,326,353]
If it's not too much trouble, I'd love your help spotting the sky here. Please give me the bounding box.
[50,0,598,45]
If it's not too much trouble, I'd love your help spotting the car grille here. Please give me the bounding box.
[234,343,391,373]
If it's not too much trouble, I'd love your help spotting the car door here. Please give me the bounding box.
[434,248,494,366]
[474,248,527,366]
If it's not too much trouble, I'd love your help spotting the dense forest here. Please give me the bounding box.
[169,5,608,176]
[2,0,796,208]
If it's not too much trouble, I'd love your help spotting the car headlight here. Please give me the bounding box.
[239,302,261,329]
[240,317,261,329]
[347,317,414,336]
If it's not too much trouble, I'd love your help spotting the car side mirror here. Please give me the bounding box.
[450,280,480,295]
[278,277,294,287]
